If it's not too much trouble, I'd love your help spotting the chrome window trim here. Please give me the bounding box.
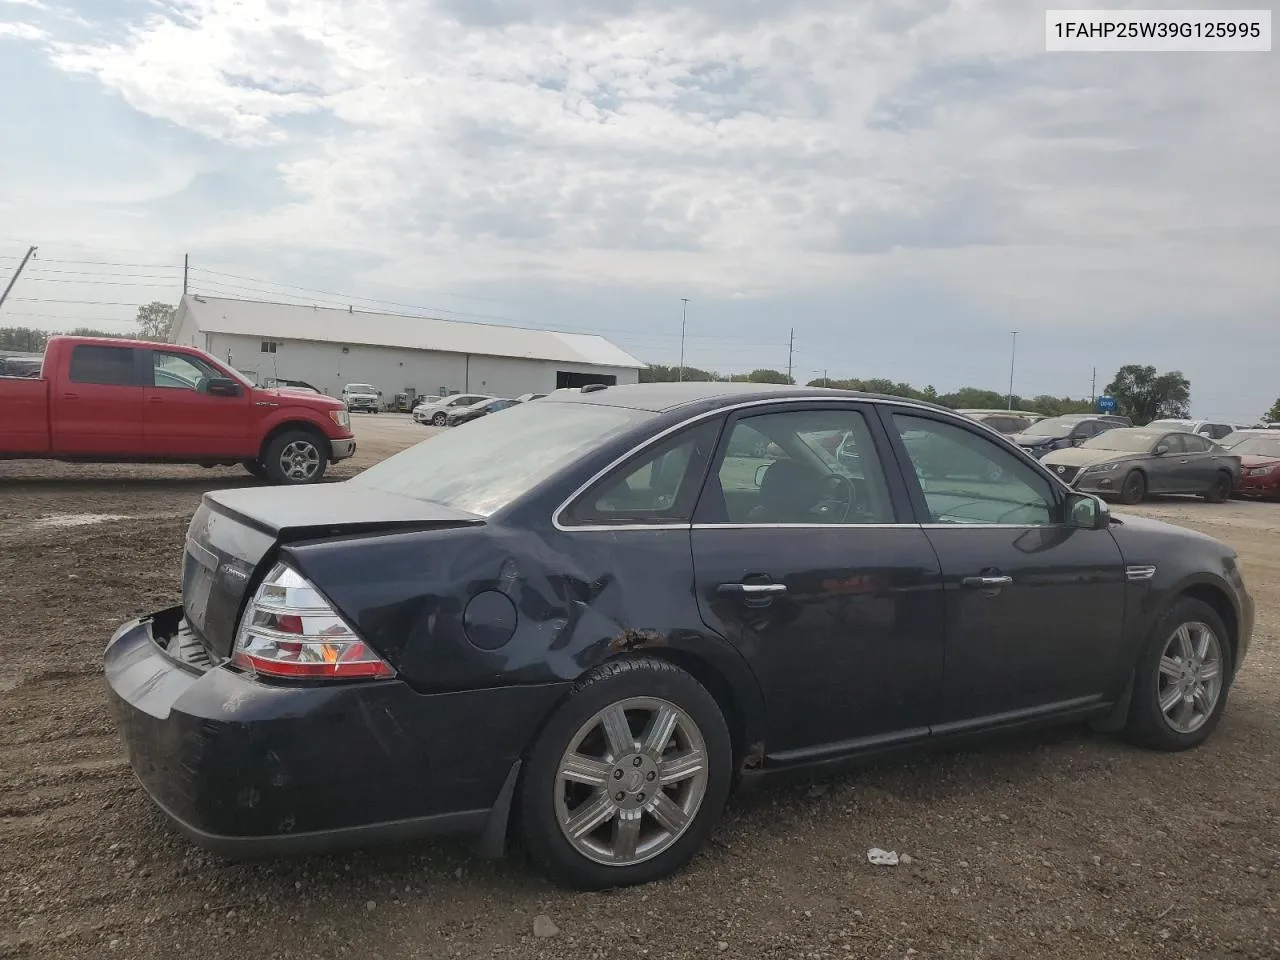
[550,394,1075,533]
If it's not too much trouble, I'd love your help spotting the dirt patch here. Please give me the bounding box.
[1,422,1277,960]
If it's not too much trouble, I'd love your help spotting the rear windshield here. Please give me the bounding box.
[350,400,653,516]
[1025,416,1083,438]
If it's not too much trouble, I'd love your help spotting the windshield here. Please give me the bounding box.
[1081,429,1159,452]
[1234,436,1280,458]
[1024,416,1083,438]
[351,400,653,516]
[347,384,376,393]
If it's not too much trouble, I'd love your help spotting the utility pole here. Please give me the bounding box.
[183,253,189,296]
[1006,331,1018,410]
[1090,367,1097,408]
[787,328,794,383]
[0,245,37,312]
[678,298,689,382]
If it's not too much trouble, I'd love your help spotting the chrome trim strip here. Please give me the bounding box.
[1126,564,1157,582]
[549,394,1073,532]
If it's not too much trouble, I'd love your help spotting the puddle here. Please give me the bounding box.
[29,513,130,529]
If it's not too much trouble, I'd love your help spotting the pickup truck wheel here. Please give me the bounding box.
[241,459,268,480]
[262,430,328,485]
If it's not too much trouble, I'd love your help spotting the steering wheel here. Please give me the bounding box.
[814,473,856,523]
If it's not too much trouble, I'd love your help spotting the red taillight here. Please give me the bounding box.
[231,563,395,681]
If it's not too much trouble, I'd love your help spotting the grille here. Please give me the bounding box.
[1053,464,1080,483]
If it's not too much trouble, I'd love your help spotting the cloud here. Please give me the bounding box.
[2,0,1279,416]
[0,21,47,39]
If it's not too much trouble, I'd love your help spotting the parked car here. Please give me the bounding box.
[0,336,355,483]
[342,383,381,413]
[956,409,1040,435]
[445,396,520,426]
[1008,415,1126,459]
[263,377,322,394]
[1146,419,1242,442]
[412,393,494,426]
[1230,434,1280,501]
[103,383,1253,890]
[1042,427,1241,504]
[1220,428,1276,449]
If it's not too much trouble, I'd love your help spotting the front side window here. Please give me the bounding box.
[712,408,895,524]
[1184,434,1213,453]
[68,345,138,386]
[568,421,721,525]
[891,414,1056,526]
[153,351,219,391]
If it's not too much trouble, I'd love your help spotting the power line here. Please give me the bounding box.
[23,267,180,279]
[15,277,181,287]
[6,298,154,307]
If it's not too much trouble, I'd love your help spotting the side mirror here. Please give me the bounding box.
[754,464,768,488]
[1154,444,1169,456]
[207,377,241,397]
[1067,492,1110,530]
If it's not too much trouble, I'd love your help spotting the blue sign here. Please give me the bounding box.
[1097,395,1117,413]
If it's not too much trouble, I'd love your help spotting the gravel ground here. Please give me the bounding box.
[2,414,1277,960]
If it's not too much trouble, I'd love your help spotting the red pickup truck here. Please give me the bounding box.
[0,336,356,484]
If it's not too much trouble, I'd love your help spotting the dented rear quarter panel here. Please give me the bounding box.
[283,518,768,759]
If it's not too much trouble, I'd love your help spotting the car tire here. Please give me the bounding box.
[431,411,447,426]
[1122,597,1233,751]
[241,459,268,480]
[1203,471,1231,504]
[1118,469,1146,505]
[517,656,732,891]
[261,429,329,485]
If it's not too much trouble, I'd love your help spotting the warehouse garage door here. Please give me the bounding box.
[556,371,617,389]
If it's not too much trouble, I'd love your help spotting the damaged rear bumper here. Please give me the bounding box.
[103,607,567,858]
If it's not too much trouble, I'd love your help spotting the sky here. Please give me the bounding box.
[1,0,1277,419]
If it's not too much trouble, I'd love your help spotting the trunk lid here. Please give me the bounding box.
[181,483,482,661]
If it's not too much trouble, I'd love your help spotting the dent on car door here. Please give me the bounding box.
[688,403,946,763]
[882,410,1127,729]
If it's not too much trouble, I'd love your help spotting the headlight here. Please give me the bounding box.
[329,409,350,429]
[1249,464,1276,476]
[1082,462,1118,474]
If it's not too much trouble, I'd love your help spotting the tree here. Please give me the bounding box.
[1104,365,1191,425]
[135,301,176,342]
[730,369,794,385]
[0,327,49,352]
[640,363,719,383]
[1263,398,1280,423]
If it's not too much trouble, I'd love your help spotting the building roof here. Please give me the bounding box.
[177,295,644,369]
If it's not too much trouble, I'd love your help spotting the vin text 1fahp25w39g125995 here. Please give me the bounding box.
[102,383,1254,889]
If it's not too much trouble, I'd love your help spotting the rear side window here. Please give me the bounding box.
[568,421,721,525]
[68,345,138,386]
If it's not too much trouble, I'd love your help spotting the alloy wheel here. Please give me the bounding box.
[1157,621,1223,734]
[279,440,321,481]
[554,697,709,867]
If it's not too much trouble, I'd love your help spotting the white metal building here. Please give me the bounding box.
[168,295,644,404]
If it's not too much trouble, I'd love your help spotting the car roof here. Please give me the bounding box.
[541,382,957,416]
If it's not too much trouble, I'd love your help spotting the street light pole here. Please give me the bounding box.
[679,298,689,382]
[1007,331,1018,410]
